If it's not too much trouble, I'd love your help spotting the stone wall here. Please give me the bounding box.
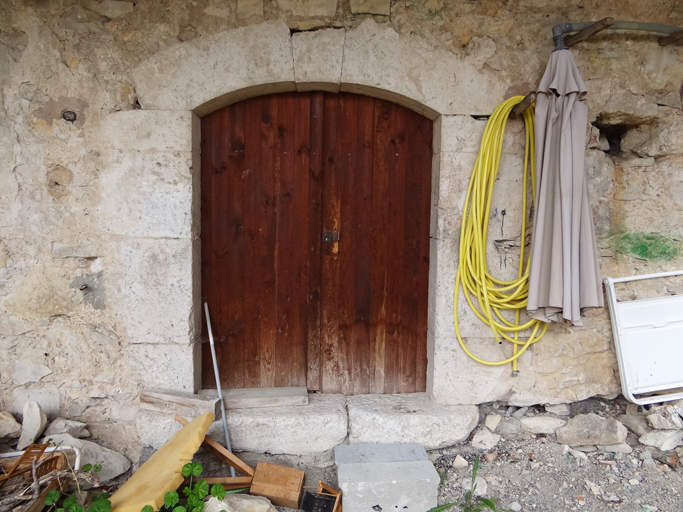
[1,0,682,461]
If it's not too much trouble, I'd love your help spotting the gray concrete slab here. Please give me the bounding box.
[334,443,428,464]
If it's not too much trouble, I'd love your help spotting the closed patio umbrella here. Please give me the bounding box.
[527,48,603,326]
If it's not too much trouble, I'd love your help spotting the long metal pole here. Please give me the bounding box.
[204,302,236,478]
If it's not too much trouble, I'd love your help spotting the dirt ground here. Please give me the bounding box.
[431,398,682,512]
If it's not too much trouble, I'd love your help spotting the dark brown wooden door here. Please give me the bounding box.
[201,91,432,394]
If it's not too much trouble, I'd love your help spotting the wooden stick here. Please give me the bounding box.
[174,415,255,477]
[659,30,683,46]
[510,92,537,119]
[187,476,252,485]
[564,17,614,47]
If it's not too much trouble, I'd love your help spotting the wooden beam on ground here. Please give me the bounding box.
[564,17,614,47]
[140,389,221,418]
[659,30,683,46]
[174,415,254,477]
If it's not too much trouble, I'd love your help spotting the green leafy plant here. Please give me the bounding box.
[44,465,111,512]
[428,456,511,512]
[142,463,233,512]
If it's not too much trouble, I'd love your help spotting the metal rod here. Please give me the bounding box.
[510,91,537,119]
[564,17,614,47]
[553,20,683,50]
[605,270,683,285]
[204,302,236,478]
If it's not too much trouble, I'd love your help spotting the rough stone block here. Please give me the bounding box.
[13,360,53,385]
[349,0,390,15]
[347,393,478,449]
[12,389,61,419]
[237,0,263,18]
[209,394,347,454]
[108,238,196,345]
[341,19,505,117]
[126,343,199,392]
[132,22,295,113]
[135,409,183,449]
[52,239,98,259]
[293,28,344,92]
[437,151,477,210]
[140,388,221,418]
[200,386,309,409]
[439,115,486,154]
[335,443,428,464]
[97,149,193,238]
[100,111,194,153]
[276,0,338,17]
[337,460,438,512]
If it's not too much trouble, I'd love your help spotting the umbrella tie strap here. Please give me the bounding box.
[453,96,547,372]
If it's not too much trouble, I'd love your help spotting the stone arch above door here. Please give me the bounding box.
[131,19,506,118]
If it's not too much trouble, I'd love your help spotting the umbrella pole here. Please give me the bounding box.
[204,302,236,478]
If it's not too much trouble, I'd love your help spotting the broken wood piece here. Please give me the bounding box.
[140,388,221,419]
[250,461,305,509]
[318,481,342,512]
[510,92,537,119]
[564,17,614,47]
[200,386,309,409]
[183,476,252,486]
[659,30,683,46]
[109,412,214,512]
[174,414,254,477]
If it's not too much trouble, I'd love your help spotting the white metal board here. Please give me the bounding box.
[605,271,683,405]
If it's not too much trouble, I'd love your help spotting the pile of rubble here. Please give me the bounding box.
[0,401,130,510]
[434,397,683,511]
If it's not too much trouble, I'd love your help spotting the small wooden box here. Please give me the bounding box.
[250,462,305,509]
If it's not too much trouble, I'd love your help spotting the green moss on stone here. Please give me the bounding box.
[610,232,681,261]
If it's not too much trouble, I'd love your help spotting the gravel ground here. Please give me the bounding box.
[430,398,683,512]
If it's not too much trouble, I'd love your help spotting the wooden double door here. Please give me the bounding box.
[201,91,432,395]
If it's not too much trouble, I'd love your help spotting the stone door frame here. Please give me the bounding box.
[111,18,508,404]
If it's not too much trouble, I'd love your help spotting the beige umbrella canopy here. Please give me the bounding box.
[527,49,603,326]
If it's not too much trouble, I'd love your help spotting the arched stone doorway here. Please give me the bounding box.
[201,91,433,395]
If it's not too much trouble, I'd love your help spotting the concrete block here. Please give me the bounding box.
[335,443,428,464]
[200,386,309,409]
[293,28,344,92]
[347,393,478,449]
[276,0,338,17]
[132,22,295,113]
[135,409,182,449]
[341,19,505,117]
[108,238,196,345]
[437,151,477,210]
[337,460,439,512]
[210,394,347,454]
[126,343,199,392]
[140,388,221,418]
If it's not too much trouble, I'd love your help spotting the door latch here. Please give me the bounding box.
[322,231,340,243]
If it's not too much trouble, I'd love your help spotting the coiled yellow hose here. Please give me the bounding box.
[453,95,547,372]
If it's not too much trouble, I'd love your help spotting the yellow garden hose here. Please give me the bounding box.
[453,96,547,373]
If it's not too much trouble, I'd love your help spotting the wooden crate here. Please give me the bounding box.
[250,462,305,509]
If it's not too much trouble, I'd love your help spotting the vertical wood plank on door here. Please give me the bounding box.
[243,96,263,388]
[225,101,247,389]
[306,92,324,391]
[384,104,407,394]
[259,95,279,388]
[399,110,422,393]
[338,93,358,394]
[368,100,392,394]
[321,93,343,393]
[291,93,311,387]
[352,94,375,395]
[274,93,296,387]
